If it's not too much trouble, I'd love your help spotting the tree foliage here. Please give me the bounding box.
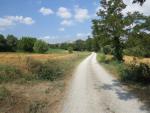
[133,0,146,5]
[0,34,7,52]
[92,0,150,60]
[33,40,49,53]
[17,37,36,52]
[6,35,18,51]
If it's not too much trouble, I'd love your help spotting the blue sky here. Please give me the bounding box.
[0,0,99,43]
[0,0,149,43]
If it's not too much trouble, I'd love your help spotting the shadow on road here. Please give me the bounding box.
[95,80,150,112]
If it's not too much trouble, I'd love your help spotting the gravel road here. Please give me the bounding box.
[61,53,149,113]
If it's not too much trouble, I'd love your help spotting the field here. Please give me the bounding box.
[0,51,90,113]
[0,52,74,68]
[106,54,150,65]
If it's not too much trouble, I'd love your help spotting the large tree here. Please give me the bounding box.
[0,34,7,52]
[17,37,36,52]
[94,0,127,61]
[6,35,18,51]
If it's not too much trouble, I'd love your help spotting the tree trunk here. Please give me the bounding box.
[113,36,123,61]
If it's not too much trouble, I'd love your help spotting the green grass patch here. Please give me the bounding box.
[97,53,150,85]
[46,48,67,54]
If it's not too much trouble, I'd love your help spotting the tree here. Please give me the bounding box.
[133,0,146,5]
[94,0,127,61]
[33,40,49,53]
[17,37,36,52]
[6,35,18,51]
[68,47,73,53]
[73,39,85,51]
[91,20,101,51]
[85,36,93,51]
[60,43,69,50]
[0,34,7,52]
[124,13,150,57]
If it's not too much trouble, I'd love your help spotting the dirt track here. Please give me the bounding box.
[61,53,149,113]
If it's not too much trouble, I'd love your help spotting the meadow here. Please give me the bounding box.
[0,50,90,113]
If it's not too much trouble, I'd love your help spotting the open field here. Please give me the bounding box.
[0,52,78,71]
[0,51,90,113]
[106,55,150,65]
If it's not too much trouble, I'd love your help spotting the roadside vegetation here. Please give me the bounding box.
[94,0,150,108]
[0,35,90,112]
[0,0,149,112]
[0,51,89,113]
[92,0,150,85]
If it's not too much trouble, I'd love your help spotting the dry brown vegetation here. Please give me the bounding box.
[106,54,150,65]
[0,52,74,67]
[0,52,89,113]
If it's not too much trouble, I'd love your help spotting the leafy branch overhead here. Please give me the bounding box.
[133,0,146,5]
[92,0,150,61]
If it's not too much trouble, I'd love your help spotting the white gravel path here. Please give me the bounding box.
[61,53,149,113]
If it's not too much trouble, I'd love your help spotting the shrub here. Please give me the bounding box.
[38,60,63,81]
[33,40,49,53]
[0,86,10,101]
[124,47,150,58]
[25,57,63,81]
[120,63,150,84]
[102,45,113,54]
[97,53,110,63]
[17,37,36,52]
[25,57,43,75]
[68,47,73,54]
[0,64,22,83]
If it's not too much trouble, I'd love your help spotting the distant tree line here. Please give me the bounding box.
[0,34,49,53]
[49,36,94,52]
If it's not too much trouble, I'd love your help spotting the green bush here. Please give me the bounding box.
[38,60,63,81]
[120,63,150,84]
[0,64,22,83]
[124,47,150,57]
[33,40,49,53]
[25,57,63,81]
[102,45,113,54]
[97,53,110,63]
[17,37,36,52]
[68,47,73,54]
[0,86,10,101]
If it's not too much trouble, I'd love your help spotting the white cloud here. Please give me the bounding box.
[0,16,35,30]
[57,7,72,19]
[74,6,90,22]
[39,7,54,16]
[0,18,13,30]
[123,0,150,16]
[61,20,73,26]
[76,33,90,39]
[21,17,35,25]
[59,27,65,31]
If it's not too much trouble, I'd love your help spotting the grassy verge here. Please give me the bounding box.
[97,53,150,109]
[0,51,90,113]
[46,48,67,54]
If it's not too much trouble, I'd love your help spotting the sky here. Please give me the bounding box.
[0,0,150,43]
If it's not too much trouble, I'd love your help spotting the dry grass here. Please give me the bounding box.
[124,56,150,64]
[0,52,75,70]
[0,52,90,113]
[106,54,150,64]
